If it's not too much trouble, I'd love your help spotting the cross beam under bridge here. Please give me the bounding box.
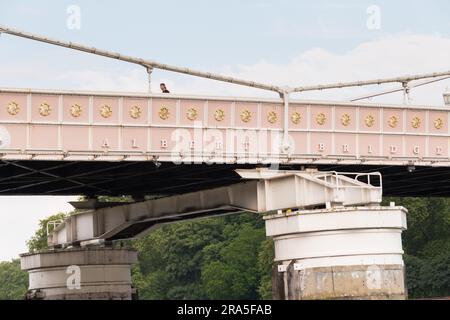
[48,169,382,247]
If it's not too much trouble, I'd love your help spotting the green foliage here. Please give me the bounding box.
[201,223,265,299]
[257,239,274,300]
[26,212,68,252]
[0,260,28,300]
[385,197,450,298]
[132,213,269,300]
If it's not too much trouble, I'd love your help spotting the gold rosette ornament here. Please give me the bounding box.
[341,113,351,126]
[39,102,51,117]
[100,105,113,118]
[388,115,399,128]
[70,104,82,118]
[214,109,225,122]
[291,112,301,124]
[240,109,252,123]
[129,105,141,119]
[267,111,277,124]
[411,117,421,129]
[434,118,444,130]
[365,115,375,127]
[7,101,20,116]
[159,107,170,120]
[186,107,198,121]
[316,113,326,125]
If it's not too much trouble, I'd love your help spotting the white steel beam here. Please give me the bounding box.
[48,169,382,247]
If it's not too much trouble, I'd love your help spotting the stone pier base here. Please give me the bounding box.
[265,205,408,300]
[20,247,138,300]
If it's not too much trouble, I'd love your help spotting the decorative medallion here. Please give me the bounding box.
[186,107,198,121]
[267,111,277,124]
[129,105,141,119]
[411,117,421,129]
[388,115,399,128]
[434,118,444,130]
[365,115,375,127]
[159,106,170,120]
[214,109,225,122]
[100,105,113,118]
[240,109,252,123]
[39,102,51,117]
[7,101,20,116]
[291,112,301,124]
[316,113,326,126]
[341,113,351,126]
[70,104,82,118]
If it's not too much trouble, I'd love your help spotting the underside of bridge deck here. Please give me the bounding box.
[0,160,448,197]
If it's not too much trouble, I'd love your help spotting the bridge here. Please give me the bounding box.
[2,88,450,197]
[1,25,449,300]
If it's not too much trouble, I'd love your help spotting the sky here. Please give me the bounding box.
[1,0,450,260]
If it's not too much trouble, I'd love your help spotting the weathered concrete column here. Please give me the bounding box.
[20,247,138,300]
[265,205,408,300]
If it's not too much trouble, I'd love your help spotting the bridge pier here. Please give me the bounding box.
[265,205,408,300]
[20,248,138,300]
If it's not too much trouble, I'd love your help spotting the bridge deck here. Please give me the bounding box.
[1,88,450,196]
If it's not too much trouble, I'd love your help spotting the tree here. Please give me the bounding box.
[385,197,450,298]
[26,212,68,252]
[0,260,28,300]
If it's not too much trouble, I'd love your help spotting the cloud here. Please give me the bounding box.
[5,33,450,104]
[205,33,450,104]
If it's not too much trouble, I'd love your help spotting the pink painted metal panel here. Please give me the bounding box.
[31,94,59,122]
[0,93,27,122]
[359,108,381,132]
[406,110,426,134]
[92,127,119,151]
[62,126,90,151]
[405,136,426,157]
[429,111,448,134]
[62,95,90,123]
[29,125,58,149]
[235,102,258,128]
[122,98,149,125]
[358,134,381,157]
[150,128,177,151]
[207,101,232,128]
[232,129,262,155]
[334,133,357,155]
[203,128,227,154]
[179,100,205,126]
[121,127,148,152]
[383,135,404,157]
[310,105,332,130]
[1,124,26,149]
[261,103,283,129]
[171,128,205,153]
[429,137,449,157]
[335,107,357,131]
[288,104,308,130]
[383,109,403,133]
[310,133,332,155]
[152,98,177,126]
[93,97,119,124]
[290,132,308,155]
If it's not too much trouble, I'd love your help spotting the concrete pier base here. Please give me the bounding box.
[265,205,408,300]
[20,247,138,300]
